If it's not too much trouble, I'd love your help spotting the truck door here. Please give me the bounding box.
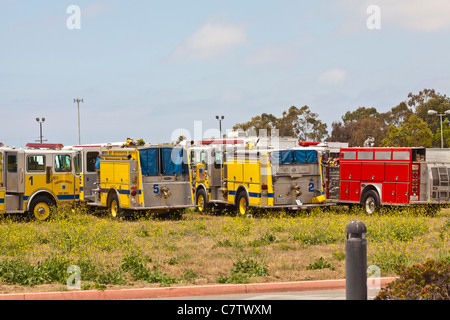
[209,150,223,187]
[52,154,77,202]
[83,151,99,200]
[5,151,25,193]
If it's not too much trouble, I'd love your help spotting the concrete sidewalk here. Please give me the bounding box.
[0,277,396,300]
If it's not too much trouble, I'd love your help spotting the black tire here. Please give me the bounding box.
[235,191,249,215]
[107,193,123,219]
[195,188,209,213]
[28,195,54,221]
[361,190,380,214]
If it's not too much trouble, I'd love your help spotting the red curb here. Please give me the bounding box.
[0,277,397,300]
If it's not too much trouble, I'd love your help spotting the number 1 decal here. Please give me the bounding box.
[29,176,33,186]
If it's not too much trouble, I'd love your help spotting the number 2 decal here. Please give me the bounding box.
[308,183,314,192]
[153,184,159,194]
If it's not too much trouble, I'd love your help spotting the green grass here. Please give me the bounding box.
[0,205,448,292]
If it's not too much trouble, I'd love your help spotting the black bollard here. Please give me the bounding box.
[345,220,367,300]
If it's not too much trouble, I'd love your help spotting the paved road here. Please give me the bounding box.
[147,288,381,300]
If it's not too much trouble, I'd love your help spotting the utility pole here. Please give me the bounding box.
[74,98,84,145]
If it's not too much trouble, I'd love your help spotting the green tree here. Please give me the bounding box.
[381,114,433,147]
[294,105,328,142]
[407,89,450,147]
[233,113,278,132]
[233,105,327,141]
[382,102,413,127]
[328,107,386,147]
[434,120,450,148]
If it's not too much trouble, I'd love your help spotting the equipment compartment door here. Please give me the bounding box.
[382,183,396,203]
[349,182,361,202]
[339,181,349,201]
[396,183,410,204]
[340,163,361,180]
[273,183,292,205]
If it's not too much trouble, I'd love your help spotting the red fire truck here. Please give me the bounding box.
[334,147,450,213]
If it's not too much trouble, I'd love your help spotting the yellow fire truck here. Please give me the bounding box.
[86,145,196,217]
[190,140,326,214]
[0,143,80,220]
[66,142,123,202]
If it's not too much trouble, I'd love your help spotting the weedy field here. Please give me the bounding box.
[0,205,448,294]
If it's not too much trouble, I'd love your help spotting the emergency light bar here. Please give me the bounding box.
[200,139,244,145]
[299,142,321,147]
[26,143,64,150]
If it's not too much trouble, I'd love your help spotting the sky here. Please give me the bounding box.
[1,0,450,147]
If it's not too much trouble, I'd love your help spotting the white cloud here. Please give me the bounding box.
[318,68,348,85]
[169,20,247,60]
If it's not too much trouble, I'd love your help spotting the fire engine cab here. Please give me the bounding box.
[335,147,450,213]
[0,143,80,220]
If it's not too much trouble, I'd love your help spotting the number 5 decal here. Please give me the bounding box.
[153,184,160,194]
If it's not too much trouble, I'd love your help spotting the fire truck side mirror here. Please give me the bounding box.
[46,167,52,184]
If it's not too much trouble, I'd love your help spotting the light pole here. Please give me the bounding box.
[74,98,84,145]
[216,115,224,139]
[428,109,450,148]
[35,117,46,144]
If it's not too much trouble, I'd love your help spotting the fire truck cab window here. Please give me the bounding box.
[341,151,356,160]
[55,155,72,172]
[7,155,17,173]
[201,151,207,165]
[358,151,373,160]
[27,155,45,172]
[375,151,391,160]
[190,151,196,164]
[393,151,410,161]
[86,152,99,172]
[214,151,223,169]
[73,154,81,175]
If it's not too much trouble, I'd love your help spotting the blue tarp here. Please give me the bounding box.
[294,150,317,163]
[140,147,188,175]
[161,148,175,175]
[139,148,159,176]
[272,150,318,164]
[161,148,188,175]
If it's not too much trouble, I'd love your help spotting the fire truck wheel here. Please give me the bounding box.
[108,193,123,219]
[28,196,54,221]
[361,190,380,214]
[196,189,209,213]
[236,192,249,215]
